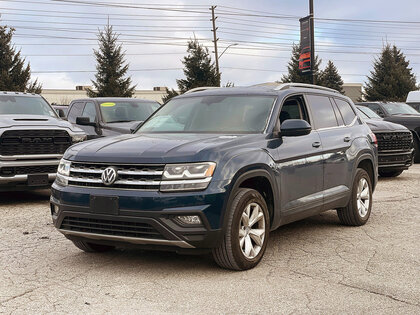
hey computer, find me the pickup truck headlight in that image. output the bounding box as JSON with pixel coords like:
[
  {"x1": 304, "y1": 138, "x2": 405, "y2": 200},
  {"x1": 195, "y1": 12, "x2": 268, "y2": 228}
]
[
  {"x1": 71, "y1": 133, "x2": 87, "y2": 143},
  {"x1": 160, "y1": 162, "x2": 216, "y2": 192}
]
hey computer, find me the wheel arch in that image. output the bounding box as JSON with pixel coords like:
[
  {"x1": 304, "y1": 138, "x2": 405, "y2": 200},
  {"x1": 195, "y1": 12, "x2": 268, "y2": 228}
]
[{"x1": 355, "y1": 154, "x2": 376, "y2": 191}]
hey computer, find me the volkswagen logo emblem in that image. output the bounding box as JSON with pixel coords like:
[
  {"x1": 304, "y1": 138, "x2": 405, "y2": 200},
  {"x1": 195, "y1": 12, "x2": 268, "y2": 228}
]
[{"x1": 101, "y1": 167, "x2": 118, "y2": 186}]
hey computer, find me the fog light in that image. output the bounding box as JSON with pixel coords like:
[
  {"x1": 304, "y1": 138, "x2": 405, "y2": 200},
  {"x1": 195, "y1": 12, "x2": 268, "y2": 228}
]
[
  {"x1": 51, "y1": 204, "x2": 59, "y2": 215},
  {"x1": 176, "y1": 215, "x2": 202, "y2": 225}
]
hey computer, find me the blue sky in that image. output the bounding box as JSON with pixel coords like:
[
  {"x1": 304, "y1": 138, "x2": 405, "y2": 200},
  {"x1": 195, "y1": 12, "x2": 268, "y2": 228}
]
[{"x1": 2, "y1": 0, "x2": 420, "y2": 89}]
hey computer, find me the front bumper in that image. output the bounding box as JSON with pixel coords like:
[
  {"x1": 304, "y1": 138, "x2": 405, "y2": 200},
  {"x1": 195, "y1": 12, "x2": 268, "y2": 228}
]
[
  {"x1": 50, "y1": 181, "x2": 229, "y2": 250},
  {"x1": 378, "y1": 149, "x2": 414, "y2": 170},
  {"x1": 0, "y1": 159, "x2": 59, "y2": 191}
]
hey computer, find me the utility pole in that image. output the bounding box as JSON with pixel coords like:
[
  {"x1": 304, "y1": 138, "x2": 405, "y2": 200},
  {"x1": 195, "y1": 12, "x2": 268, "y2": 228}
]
[
  {"x1": 210, "y1": 5, "x2": 220, "y2": 86},
  {"x1": 309, "y1": 0, "x2": 315, "y2": 84}
]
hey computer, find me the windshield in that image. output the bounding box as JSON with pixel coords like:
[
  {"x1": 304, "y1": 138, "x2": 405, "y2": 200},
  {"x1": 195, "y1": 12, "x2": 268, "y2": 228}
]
[
  {"x1": 138, "y1": 95, "x2": 276, "y2": 133},
  {"x1": 0, "y1": 95, "x2": 57, "y2": 117},
  {"x1": 382, "y1": 103, "x2": 420, "y2": 115},
  {"x1": 357, "y1": 106, "x2": 381, "y2": 119},
  {"x1": 100, "y1": 101, "x2": 160, "y2": 123}
]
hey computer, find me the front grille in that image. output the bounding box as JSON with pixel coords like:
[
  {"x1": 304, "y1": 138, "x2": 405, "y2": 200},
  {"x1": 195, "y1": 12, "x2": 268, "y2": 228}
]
[
  {"x1": 0, "y1": 165, "x2": 58, "y2": 177},
  {"x1": 60, "y1": 216, "x2": 164, "y2": 239},
  {"x1": 375, "y1": 131, "x2": 412, "y2": 152},
  {"x1": 0, "y1": 130, "x2": 72, "y2": 156},
  {"x1": 67, "y1": 162, "x2": 164, "y2": 190}
]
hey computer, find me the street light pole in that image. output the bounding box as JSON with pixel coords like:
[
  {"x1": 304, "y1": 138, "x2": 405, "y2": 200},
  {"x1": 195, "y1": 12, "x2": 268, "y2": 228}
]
[{"x1": 218, "y1": 43, "x2": 238, "y2": 60}]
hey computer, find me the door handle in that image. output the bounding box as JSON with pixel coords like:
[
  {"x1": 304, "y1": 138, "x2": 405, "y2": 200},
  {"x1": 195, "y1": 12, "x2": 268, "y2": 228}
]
[
  {"x1": 344, "y1": 137, "x2": 351, "y2": 142},
  {"x1": 312, "y1": 141, "x2": 321, "y2": 148}
]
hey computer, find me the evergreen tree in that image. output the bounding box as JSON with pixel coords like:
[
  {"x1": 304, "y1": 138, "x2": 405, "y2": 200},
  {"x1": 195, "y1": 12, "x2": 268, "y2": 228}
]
[
  {"x1": 176, "y1": 38, "x2": 220, "y2": 93},
  {"x1": 319, "y1": 60, "x2": 344, "y2": 93},
  {"x1": 88, "y1": 24, "x2": 135, "y2": 97},
  {"x1": 161, "y1": 88, "x2": 179, "y2": 104},
  {"x1": 363, "y1": 44, "x2": 417, "y2": 101},
  {"x1": 0, "y1": 25, "x2": 42, "y2": 93},
  {"x1": 281, "y1": 43, "x2": 321, "y2": 84}
]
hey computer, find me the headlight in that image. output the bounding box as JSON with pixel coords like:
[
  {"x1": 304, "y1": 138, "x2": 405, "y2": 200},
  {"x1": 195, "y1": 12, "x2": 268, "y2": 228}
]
[
  {"x1": 71, "y1": 133, "x2": 87, "y2": 143},
  {"x1": 160, "y1": 162, "x2": 216, "y2": 192},
  {"x1": 57, "y1": 159, "x2": 71, "y2": 176}
]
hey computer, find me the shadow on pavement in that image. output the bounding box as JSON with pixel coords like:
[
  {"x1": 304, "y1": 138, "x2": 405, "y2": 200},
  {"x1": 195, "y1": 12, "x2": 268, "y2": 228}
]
[{"x1": 0, "y1": 189, "x2": 50, "y2": 205}]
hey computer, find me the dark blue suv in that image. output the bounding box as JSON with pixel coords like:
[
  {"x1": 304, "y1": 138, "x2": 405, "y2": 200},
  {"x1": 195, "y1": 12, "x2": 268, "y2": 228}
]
[{"x1": 51, "y1": 84, "x2": 378, "y2": 270}]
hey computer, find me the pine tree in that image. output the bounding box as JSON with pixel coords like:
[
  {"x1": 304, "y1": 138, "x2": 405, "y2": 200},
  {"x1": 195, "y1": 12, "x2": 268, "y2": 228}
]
[
  {"x1": 281, "y1": 43, "x2": 321, "y2": 84},
  {"x1": 363, "y1": 44, "x2": 417, "y2": 101},
  {"x1": 0, "y1": 25, "x2": 42, "y2": 93},
  {"x1": 87, "y1": 24, "x2": 135, "y2": 97},
  {"x1": 176, "y1": 38, "x2": 220, "y2": 93},
  {"x1": 319, "y1": 60, "x2": 344, "y2": 93},
  {"x1": 161, "y1": 89, "x2": 179, "y2": 104}
]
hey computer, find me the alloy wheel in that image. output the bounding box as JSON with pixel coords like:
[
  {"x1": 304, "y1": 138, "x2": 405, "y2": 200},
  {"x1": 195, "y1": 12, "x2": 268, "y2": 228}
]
[
  {"x1": 239, "y1": 202, "x2": 266, "y2": 259},
  {"x1": 357, "y1": 177, "x2": 370, "y2": 218}
]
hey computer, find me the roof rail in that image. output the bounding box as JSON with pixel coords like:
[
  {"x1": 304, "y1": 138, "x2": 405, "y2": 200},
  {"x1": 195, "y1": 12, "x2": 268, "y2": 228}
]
[
  {"x1": 274, "y1": 83, "x2": 340, "y2": 94},
  {"x1": 184, "y1": 86, "x2": 219, "y2": 94}
]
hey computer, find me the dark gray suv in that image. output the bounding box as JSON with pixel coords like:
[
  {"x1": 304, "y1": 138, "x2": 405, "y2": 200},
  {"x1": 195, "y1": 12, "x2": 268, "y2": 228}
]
[{"x1": 52, "y1": 83, "x2": 378, "y2": 270}]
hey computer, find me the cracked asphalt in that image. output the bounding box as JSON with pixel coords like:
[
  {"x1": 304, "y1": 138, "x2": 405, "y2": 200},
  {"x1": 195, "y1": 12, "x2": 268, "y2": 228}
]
[{"x1": 1, "y1": 166, "x2": 419, "y2": 314}]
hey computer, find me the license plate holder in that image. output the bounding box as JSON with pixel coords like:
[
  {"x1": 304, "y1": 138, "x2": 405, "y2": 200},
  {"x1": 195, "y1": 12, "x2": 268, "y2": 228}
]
[
  {"x1": 27, "y1": 174, "x2": 49, "y2": 186},
  {"x1": 90, "y1": 195, "x2": 119, "y2": 215}
]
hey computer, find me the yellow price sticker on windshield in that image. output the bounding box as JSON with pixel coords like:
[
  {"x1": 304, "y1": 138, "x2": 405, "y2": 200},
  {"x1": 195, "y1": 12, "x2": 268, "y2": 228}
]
[{"x1": 100, "y1": 102, "x2": 116, "y2": 107}]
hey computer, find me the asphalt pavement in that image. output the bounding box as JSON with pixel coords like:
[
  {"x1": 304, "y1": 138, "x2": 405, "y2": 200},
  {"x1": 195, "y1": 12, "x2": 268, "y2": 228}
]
[{"x1": 0, "y1": 166, "x2": 419, "y2": 314}]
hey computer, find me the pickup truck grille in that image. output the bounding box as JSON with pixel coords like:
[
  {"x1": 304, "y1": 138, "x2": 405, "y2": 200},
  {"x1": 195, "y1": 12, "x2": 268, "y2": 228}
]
[
  {"x1": 0, "y1": 165, "x2": 58, "y2": 176},
  {"x1": 60, "y1": 216, "x2": 164, "y2": 239},
  {"x1": 375, "y1": 131, "x2": 412, "y2": 152},
  {"x1": 68, "y1": 162, "x2": 164, "y2": 190},
  {"x1": 0, "y1": 130, "x2": 72, "y2": 156}
]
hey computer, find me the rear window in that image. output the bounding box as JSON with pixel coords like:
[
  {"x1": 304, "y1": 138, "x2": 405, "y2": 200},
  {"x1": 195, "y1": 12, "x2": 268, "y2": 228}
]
[
  {"x1": 306, "y1": 95, "x2": 338, "y2": 129},
  {"x1": 334, "y1": 98, "x2": 357, "y2": 125}
]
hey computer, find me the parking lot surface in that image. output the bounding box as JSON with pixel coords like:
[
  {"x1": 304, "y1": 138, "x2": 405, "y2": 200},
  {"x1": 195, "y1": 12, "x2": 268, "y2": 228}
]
[{"x1": 0, "y1": 166, "x2": 419, "y2": 314}]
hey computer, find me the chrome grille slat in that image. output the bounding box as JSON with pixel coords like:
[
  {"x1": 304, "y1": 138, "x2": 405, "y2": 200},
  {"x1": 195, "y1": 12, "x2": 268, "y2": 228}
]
[{"x1": 67, "y1": 162, "x2": 164, "y2": 190}]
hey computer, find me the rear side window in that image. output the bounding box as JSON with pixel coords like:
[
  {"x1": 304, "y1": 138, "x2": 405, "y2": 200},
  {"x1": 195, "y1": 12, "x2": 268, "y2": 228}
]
[
  {"x1": 68, "y1": 102, "x2": 85, "y2": 123},
  {"x1": 306, "y1": 95, "x2": 338, "y2": 129},
  {"x1": 82, "y1": 102, "x2": 97, "y2": 123},
  {"x1": 334, "y1": 98, "x2": 356, "y2": 125}
]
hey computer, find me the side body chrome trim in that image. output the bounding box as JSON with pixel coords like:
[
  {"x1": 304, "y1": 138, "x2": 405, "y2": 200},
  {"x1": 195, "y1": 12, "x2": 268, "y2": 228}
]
[{"x1": 58, "y1": 229, "x2": 195, "y2": 249}]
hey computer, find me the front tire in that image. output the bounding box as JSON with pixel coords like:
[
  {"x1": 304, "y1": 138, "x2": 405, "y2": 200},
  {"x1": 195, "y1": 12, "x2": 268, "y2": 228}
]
[
  {"x1": 212, "y1": 188, "x2": 270, "y2": 270},
  {"x1": 378, "y1": 169, "x2": 403, "y2": 177},
  {"x1": 337, "y1": 168, "x2": 372, "y2": 226},
  {"x1": 72, "y1": 240, "x2": 115, "y2": 252}
]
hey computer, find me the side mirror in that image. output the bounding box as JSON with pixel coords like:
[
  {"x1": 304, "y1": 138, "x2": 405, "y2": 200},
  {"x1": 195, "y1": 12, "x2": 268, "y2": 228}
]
[
  {"x1": 280, "y1": 119, "x2": 312, "y2": 137},
  {"x1": 76, "y1": 116, "x2": 97, "y2": 126},
  {"x1": 130, "y1": 121, "x2": 143, "y2": 133},
  {"x1": 377, "y1": 111, "x2": 385, "y2": 118},
  {"x1": 57, "y1": 109, "x2": 66, "y2": 118}
]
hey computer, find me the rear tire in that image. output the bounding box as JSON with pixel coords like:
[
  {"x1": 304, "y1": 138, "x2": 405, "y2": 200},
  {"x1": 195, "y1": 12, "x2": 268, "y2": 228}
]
[
  {"x1": 378, "y1": 170, "x2": 403, "y2": 177},
  {"x1": 337, "y1": 168, "x2": 372, "y2": 226},
  {"x1": 212, "y1": 188, "x2": 270, "y2": 271},
  {"x1": 72, "y1": 240, "x2": 115, "y2": 252}
]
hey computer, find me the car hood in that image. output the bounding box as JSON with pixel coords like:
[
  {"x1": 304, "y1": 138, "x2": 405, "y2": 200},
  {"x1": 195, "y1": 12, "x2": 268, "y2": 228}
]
[
  {"x1": 384, "y1": 115, "x2": 420, "y2": 131},
  {"x1": 364, "y1": 118, "x2": 408, "y2": 132},
  {"x1": 64, "y1": 133, "x2": 255, "y2": 164},
  {"x1": 0, "y1": 114, "x2": 84, "y2": 133},
  {"x1": 103, "y1": 121, "x2": 142, "y2": 134}
]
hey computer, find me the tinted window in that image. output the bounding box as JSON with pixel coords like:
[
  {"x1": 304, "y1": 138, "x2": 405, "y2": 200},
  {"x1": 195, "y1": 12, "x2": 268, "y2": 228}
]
[
  {"x1": 357, "y1": 106, "x2": 381, "y2": 119},
  {"x1": 139, "y1": 95, "x2": 276, "y2": 133},
  {"x1": 334, "y1": 98, "x2": 356, "y2": 125},
  {"x1": 82, "y1": 102, "x2": 97, "y2": 122},
  {"x1": 0, "y1": 95, "x2": 57, "y2": 117},
  {"x1": 68, "y1": 102, "x2": 85, "y2": 123},
  {"x1": 280, "y1": 97, "x2": 309, "y2": 124},
  {"x1": 365, "y1": 104, "x2": 385, "y2": 117},
  {"x1": 100, "y1": 101, "x2": 160, "y2": 123},
  {"x1": 306, "y1": 95, "x2": 338, "y2": 129}
]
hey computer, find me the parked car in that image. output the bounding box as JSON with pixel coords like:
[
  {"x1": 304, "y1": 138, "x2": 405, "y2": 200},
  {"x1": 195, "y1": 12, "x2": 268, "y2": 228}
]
[
  {"x1": 356, "y1": 106, "x2": 413, "y2": 177},
  {"x1": 51, "y1": 83, "x2": 378, "y2": 270},
  {"x1": 406, "y1": 91, "x2": 420, "y2": 112},
  {"x1": 357, "y1": 102, "x2": 420, "y2": 162},
  {"x1": 0, "y1": 92, "x2": 86, "y2": 191},
  {"x1": 67, "y1": 98, "x2": 161, "y2": 139},
  {"x1": 51, "y1": 104, "x2": 69, "y2": 118}
]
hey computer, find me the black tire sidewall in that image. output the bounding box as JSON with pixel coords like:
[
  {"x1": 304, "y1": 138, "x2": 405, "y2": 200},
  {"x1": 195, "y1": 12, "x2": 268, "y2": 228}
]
[{"x1": 228, "y1": 189, "x2": 270, "y2": 270}]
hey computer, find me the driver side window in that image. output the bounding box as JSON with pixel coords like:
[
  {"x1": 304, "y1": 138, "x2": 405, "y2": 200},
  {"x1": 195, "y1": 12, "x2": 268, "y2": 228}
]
[{"x1": 279, "y1": 96, "x2": 309, "y2": 124}]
